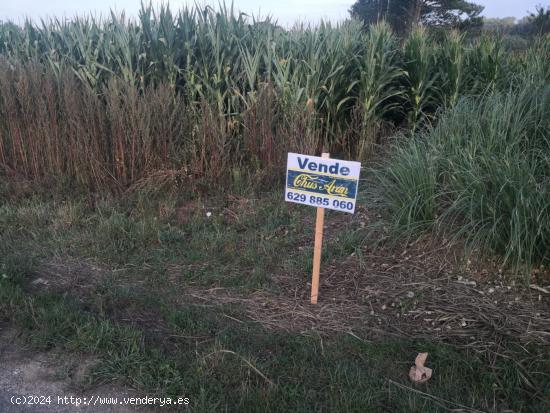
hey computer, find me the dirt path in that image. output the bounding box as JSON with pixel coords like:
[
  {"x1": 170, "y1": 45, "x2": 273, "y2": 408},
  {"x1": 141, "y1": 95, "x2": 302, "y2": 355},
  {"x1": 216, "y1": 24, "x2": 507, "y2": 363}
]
[{"x1": 0, "y1": 327, "x2": 150, "y2": 413}]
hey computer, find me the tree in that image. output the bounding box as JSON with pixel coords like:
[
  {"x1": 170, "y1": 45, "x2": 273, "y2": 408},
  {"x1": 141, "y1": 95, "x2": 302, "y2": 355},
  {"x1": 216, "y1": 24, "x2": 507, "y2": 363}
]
[
  {"x1": 530, "y1": 6, "x2": 550, "y2": 35},
  {"x1": 482, "y1": 17, "x2": 516, "y2": 34},
  {"x1": 350, "y1": 0, "x2": 408, "y2": 34},
  {"x1": 507, "y1": 7, "x2": 550, "y2": 37},
  {"x1": 350, "y1": 0, "x2": 484, "y2": 34}
]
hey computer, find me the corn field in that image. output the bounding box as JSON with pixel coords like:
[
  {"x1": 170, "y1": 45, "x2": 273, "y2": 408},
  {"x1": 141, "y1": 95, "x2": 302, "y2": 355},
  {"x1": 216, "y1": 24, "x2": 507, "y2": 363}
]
[{"x1": 1, "y1": 3, "x2": 549, "y2": 191}]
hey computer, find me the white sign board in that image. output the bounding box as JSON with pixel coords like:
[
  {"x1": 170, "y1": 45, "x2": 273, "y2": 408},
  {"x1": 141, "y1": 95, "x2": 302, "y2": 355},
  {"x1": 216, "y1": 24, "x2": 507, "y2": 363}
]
[{"x1": 285, "y1": 153, "x2": 361, "y2": 214}]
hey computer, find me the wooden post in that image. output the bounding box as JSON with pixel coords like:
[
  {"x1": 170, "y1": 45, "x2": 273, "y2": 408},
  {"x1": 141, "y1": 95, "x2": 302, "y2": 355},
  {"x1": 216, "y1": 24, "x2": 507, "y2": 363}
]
[{"x1": 310, "y1": 152, "x2": 329, "y2": 304}]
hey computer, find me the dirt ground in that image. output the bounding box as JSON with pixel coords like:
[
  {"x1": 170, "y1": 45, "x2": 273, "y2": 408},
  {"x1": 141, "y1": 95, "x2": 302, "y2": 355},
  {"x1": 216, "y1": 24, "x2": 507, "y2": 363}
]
[{"x1": 0, "y1": 327, "x2": 152, "y2": 413}]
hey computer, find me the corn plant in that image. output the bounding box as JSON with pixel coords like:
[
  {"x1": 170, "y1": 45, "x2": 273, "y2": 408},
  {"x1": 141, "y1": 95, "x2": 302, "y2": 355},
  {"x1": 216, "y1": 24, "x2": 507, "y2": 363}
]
[
  {"x1": 356, "y1": 22, "x2": 403, "y2": 159},
  {"x1": 0, "y1": 1, "x2": 549, "y2": 194},
  {"x1": 437, "y1": 30, "x2": 465, "y2": 108},
  {"x1": 402, "y1": 26, "x2": 438, "y2": 133},
  {"x1": 465, "y1": 34, "x2": 503, "y2": 94}
]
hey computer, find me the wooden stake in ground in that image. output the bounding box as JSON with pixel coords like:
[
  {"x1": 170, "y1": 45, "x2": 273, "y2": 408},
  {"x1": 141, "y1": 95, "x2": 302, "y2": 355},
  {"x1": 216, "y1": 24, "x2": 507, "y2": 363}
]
[
  {"x1": 285, "y1": 151, "x2": 360, "y2": 303},
  {"x1": 311, "y1": 152, "x2": 329, "y2": 304}
]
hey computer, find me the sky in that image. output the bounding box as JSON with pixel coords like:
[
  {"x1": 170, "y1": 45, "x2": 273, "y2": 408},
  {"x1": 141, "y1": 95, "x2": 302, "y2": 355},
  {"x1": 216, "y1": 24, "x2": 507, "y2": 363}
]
[{"x1": 2, "y1": 1, "x2": 549, "y2": 26}]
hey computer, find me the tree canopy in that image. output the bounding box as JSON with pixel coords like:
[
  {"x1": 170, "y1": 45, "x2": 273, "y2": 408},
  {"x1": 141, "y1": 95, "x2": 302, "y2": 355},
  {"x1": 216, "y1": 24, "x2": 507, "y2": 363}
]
[
  {"x1": 350, "y1": 0, "x2": 484, "y2": 34},
  {"x1": 481, "y1": 6, "x2": 550, "y2": 37},
  {"x1": 531, "y1": 6, "x2": 550, "y2": 35}
]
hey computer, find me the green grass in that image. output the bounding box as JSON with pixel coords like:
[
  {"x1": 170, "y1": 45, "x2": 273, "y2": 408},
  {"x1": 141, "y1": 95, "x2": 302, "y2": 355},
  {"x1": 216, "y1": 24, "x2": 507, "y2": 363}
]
[
  {"x1": 0, "y1": 273, "x2": 547, "y2": 412},
  {"x1": 1, "y1": 190, "x2": 549, "y2": 412},
  {"x1": 1, "y1": 274, "x2": 548, "y2": 412},
  {"x1": 377, "y1": 78, "x2": 550, "y2": 273},
  {"x1": 0, "y1": 192, "x2": 308, "y2": 289}
]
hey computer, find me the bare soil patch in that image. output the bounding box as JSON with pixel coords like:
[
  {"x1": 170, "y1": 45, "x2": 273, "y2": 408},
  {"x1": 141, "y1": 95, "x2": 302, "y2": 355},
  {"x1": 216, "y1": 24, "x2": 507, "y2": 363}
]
[{"x1": 0, "y1": 327, "x2": 151, "y2": 412}]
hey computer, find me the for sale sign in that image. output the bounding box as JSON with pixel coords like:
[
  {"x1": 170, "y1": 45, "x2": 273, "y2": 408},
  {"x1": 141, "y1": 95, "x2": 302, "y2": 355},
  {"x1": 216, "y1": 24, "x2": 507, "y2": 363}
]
[{"x1": 285, "y1": 153, "x2": 361, "y2": 214}]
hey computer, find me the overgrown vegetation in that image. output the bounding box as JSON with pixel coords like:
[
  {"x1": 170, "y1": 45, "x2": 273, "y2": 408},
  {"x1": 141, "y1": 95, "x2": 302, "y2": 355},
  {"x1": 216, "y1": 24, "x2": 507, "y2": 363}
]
[
  {"x1": 1, "y1": 2, "x2": 549, "y2": 410},
  {"x1": 1, "y1": 3, "x2": 548, "y2": 191},
  {"x1": 377, "y1": 62, "x2": 550, "y2": 271}
]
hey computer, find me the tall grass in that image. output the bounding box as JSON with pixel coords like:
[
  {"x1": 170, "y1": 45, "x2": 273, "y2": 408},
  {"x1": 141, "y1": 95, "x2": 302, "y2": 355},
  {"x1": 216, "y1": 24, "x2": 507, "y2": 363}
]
[
  {"x1": 377, "y1": 73, "x2": 550, "y2": 271},
  {"x1": 0, "y1": 60, "x2": 188, "y2": 189},
  {"x1": 0, "y1": 3, "x2": 548, "y2": 190}
]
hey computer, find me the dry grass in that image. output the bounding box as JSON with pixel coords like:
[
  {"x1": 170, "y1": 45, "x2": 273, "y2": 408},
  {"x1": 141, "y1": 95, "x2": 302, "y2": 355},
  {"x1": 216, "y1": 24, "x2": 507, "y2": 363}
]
[{"x1": 32, "y1": 229, "x2": 550, "y2": 351}]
